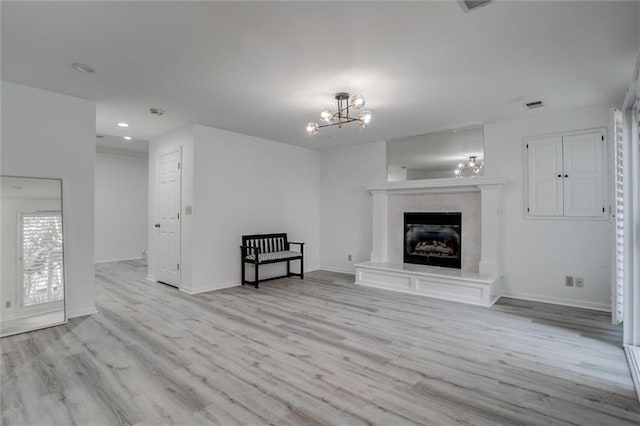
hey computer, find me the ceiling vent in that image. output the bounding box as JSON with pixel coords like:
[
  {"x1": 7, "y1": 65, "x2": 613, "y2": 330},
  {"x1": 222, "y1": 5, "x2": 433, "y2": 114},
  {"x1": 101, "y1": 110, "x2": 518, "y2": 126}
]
[
  {"x1": 524, "y1": 100, "x2": 545, "y2": 110},
  {"x1": 458, "y1": 0, "x2": 492, "y2": 13}
]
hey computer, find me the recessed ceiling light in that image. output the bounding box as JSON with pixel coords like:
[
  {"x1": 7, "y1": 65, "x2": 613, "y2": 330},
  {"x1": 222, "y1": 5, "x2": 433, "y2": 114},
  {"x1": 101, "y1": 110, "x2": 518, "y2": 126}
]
[
  {"x1": 72, "y1": 63, "x2": 96, "y2": 73},
  {"x1": 123, "y1": 136, "x2": 132, "y2": 141},
  {"x1": 117, "y1": 122, "x2": 129, "y2": 128},
  {"x1": 150, "y1": 108, "x2": 165, "y2": 116}
]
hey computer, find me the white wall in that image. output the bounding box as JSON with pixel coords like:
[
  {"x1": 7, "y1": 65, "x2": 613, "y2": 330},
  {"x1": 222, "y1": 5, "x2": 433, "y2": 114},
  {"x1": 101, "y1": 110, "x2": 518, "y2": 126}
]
[
  {"x1": 1, "y1": 82, "x2": 96, "y2": 318},
  {"x1": 190, "y1": 124, "x2": 320, "y2": 292},
  {"x1": 319, "y1": 141, "x2": 387, "y2": 273},
  {"x1": 95, "y1": 151, "x2": 148, "y2": 262},
  {"x1": 148, "y1": 126, "x2": 194, "y2": 285},
  {"x1": 484, "y1": 105, "x2": 613, "y2": 310}
]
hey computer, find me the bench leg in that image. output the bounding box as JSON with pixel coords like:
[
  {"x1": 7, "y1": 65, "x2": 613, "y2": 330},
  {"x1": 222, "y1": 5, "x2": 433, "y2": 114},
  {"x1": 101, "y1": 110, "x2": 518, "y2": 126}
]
[
  {"x1": 254, "y1": 262, "x2": 259, "y2": 289},
  {"x1": 287, "y1": 260, "x2": 290, "y2": 277},
  {"x1": 241, "y1": 262, "x2": 245, "y2": 285},
  {"x1": 300, "y1": 258, "x2": 304, "y2": 280}
]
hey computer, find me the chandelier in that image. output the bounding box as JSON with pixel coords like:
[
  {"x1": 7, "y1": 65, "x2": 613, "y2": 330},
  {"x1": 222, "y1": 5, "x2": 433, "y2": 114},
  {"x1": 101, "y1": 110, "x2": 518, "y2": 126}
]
[
  {"x1": 454, "y1": 156, "x2": 484, "y2": 177},
  {"x1": 306, "y1": 92, "x2": 372, "y2": 135}
]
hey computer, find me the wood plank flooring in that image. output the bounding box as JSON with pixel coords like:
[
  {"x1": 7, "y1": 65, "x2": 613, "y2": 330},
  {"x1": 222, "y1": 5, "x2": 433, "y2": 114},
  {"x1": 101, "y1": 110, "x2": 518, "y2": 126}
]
[{"x1": 2, "y1": 260, "x2": 639, "y2": 425}]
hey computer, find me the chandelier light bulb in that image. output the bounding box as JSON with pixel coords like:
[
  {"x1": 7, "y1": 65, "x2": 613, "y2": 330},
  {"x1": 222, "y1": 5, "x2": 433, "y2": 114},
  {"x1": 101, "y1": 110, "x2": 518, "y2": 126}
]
[
  {"x1": 454, "y1": 168, "x2": 462, "y2": 176},
  {"x1": 468, "y1": 156, "x2": 477, "y2": 167},
  {"x1": 358, "y1": 110, "x2": 372, "y2": 125},
  {"x1": 320, "y1": 108, "x2": 334, "y2": 123},
  {"x1": 306, "y1": 122, "x2": 319, "y2": 135},
  {"x1": 350, "y1": 94, "x2": 366, "y2": 110},
  {"x1": 458, "y1": 162, "x2": 465, "y2": 168}
]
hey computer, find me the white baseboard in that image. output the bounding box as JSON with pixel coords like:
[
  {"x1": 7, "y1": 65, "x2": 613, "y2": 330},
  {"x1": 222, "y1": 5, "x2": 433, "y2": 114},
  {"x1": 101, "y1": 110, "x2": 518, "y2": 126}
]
[
  {"x1": 96, "y1": 257, "x2": 145, "y2": 264},
  {"x1": 67, "y1": 306, "x2": 98, "y2": 319},
  {"x1": 180, "y1": 282, "x2": 240, "y2": 295},
  {"x1": 499, "y1": 291, "x2": 611, "y2": 312},
  {"x1": 319, "y1": 265, "x2": 356, "y2": 275},
  {"x1": 146, "y1": 275, "x2": 157, "y2": 282},
  {"x1": 624, "y1": 345, "x2": 640, "y2": 403}
]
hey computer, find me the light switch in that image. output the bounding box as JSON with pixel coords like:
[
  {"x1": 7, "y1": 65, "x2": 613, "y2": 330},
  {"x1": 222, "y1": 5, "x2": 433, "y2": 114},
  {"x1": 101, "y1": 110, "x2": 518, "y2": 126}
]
[{"x1": 185, "y1": 206, "x2": 192, "y2": 215}]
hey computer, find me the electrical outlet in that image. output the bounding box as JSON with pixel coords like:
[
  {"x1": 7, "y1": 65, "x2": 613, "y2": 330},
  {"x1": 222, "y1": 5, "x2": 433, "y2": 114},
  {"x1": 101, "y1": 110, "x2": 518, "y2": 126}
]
[
  {"x1": 565, "y1": 276, "x2": 574, "y2": 287},
  {"x1": 575, "y1": 277, "x2": 584, "y2": 288},
  {"x1": 5, "y1": 301, "x2": 10, "y2": 308},
  {"x1": 348, "y1": 254, "x2": 352, "y2": 262}
]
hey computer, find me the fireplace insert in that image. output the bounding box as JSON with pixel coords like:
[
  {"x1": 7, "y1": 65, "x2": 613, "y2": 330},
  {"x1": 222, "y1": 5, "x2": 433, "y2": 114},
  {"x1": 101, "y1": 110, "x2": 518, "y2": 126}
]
[{"x1": 404, "y1": 212, "x2": 461, "y2": 269}]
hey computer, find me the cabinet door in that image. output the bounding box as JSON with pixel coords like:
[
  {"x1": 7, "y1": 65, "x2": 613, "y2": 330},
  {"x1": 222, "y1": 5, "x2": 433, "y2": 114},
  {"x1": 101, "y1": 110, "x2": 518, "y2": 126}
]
[
  {"x1": 527, "y1": 136, "x2": 564, "y2": 216},
  {"x1": 562, "y1": 132, "x2": 605, "y2": 217}
]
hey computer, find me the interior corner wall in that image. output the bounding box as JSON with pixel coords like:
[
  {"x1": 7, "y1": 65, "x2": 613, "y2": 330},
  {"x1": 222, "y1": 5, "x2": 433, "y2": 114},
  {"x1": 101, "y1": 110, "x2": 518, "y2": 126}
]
[
  {"x1": 190, "y1": 124, "x2": 320, "y2": 292},
  {"x1": 0, "y1": 81, "x2": 97, "y2": 318},
  {"x1": 483, "y1": 105, "x2": 613, "y2": 311},
  {"x1": 147, "y1": 125, "x2": 194, "y2": 287},
  {"x1": 319, "y1": 141, "x2": 387, "y2": 273},
  {"x1": 95, "y1": 151, "x2": 148, "y2": 262}
]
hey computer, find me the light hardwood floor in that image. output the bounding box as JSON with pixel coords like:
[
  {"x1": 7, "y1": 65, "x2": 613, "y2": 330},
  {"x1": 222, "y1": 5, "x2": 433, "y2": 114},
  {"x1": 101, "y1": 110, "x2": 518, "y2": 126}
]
[{"x1": 2, "y1": 260, "x2": 639, "y2": 425}]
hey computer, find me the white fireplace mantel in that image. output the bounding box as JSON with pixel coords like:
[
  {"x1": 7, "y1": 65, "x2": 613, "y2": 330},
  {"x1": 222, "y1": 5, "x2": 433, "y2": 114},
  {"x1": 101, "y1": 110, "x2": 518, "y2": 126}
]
[
  {"x1": 366, "y1": 176, "x2": 507, "y2": 194},
  {"x1": 356, "y1": 177, "x2": 507, "y2": 307}
]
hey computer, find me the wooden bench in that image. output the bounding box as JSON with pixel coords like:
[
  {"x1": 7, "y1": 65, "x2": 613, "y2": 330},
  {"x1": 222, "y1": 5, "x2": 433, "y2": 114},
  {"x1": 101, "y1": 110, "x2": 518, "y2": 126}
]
[{"x1": 240, "y1": 233, "x2": 304, "y2": 288}]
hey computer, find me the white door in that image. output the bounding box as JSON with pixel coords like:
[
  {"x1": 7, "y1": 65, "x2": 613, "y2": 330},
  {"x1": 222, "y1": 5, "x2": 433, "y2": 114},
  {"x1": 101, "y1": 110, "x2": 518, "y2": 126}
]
[
  {"x1": 562, "y1": 132, "x2": 605, "y2": 218},
  {"x1": 527, "y1": 136, "x2": 564, "y2": 216},
  {"x1": 157, "y1": 149, "x2": 181, "y2": 286}
]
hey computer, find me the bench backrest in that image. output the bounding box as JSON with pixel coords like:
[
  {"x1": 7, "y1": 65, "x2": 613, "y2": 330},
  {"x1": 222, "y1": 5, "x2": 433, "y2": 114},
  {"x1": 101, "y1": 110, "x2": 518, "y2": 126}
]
[{"x1": 242, "y1": 233, "x2": 288, "y2": 253}]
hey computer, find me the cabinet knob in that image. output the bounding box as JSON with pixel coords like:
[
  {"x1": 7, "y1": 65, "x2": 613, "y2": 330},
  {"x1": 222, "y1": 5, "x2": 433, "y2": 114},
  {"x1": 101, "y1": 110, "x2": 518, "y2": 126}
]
[
  {"x1": 564, "y1": 174, "x2": 568, "y2": 178},
  {"x1": 557, "y1": 174, "x2": 562, "y2": 178}
]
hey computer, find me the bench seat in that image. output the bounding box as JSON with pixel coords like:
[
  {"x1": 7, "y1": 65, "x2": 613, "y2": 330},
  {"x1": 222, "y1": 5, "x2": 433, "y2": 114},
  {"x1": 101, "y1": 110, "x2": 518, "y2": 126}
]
[{"x1": 246, "y1": 250, "x2": 302, "y2": 263}]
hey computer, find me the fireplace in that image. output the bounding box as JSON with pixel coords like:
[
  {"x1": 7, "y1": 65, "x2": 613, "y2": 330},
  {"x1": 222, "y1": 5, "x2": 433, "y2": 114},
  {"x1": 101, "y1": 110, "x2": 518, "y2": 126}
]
[{"x1": 404, "y1": 212, "x2": 462, "y2": 269}]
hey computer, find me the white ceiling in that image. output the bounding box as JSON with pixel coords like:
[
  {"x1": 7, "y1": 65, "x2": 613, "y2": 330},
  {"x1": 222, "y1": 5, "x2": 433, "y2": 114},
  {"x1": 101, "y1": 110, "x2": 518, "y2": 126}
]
[{"x1": 2, "y1": 1, "x2": 639, "y2": 149}]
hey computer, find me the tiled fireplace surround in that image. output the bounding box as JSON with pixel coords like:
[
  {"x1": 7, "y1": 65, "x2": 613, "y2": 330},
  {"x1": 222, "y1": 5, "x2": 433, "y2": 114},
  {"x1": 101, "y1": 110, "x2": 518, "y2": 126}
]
[{"x1": 354, "y1": 177, "x2": 506, "y2": 306}]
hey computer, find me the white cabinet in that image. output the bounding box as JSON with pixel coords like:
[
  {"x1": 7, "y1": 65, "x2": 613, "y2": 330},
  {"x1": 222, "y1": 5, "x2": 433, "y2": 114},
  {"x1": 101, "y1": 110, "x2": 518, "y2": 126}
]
[{"x1": 527, "y1": 130, "x2": 606, "y2": 218}]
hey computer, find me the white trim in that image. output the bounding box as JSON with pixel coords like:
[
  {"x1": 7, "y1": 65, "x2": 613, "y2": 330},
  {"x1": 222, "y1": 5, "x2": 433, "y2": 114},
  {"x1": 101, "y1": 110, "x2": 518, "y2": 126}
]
[
  {"x1": 95, "y1": 257, "x2": 145, "y2": 264},
  {"x1": 624, "y1": 345, "x2": 640, "y2": 403},
  {"x1": 180, "y1": 282, "x2": 240, "y2": 295},
  {"x1": 366, "y1": 176, "x2": 506, "y2": 193},
  {"x1": 500, "y1": 291, "x2": 611, "y2": 312},
  {"x1": 67, "y1": 306, "x2": 98, "y2": 319},
  {"x1": 146, "y1": 275, "x2": 156, "y2": 282},
  {"x1": 319, "y1": 265, "x2": 356, "y2": 275}
]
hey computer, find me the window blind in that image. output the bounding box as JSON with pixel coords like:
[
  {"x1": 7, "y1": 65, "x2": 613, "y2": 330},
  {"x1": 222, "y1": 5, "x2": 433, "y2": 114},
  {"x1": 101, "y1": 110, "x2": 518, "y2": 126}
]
[
  {"x1": 21, "y1": 213, "x2": 64, "y2": 307},
  {"x1": 613, "y1": 110, "x2": 625, "y2": 324}
]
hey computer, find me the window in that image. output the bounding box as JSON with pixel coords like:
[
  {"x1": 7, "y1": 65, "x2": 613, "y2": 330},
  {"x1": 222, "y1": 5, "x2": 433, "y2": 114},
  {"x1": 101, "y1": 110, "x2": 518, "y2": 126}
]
[{"x1": 20, "y1": 212, "x2": 64, "y2": 307}]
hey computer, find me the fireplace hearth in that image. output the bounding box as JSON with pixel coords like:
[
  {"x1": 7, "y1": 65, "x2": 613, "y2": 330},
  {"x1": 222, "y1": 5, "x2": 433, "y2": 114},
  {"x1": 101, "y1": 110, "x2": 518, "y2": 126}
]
[{"x1": 404, "y1": 212, "x2": 462, "y2": 269}]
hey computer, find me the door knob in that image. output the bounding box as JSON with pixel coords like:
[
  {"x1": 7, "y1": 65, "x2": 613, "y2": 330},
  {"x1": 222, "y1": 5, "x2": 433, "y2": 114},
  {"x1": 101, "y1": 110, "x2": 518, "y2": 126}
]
[{"x1": 155, "y1": 223, "x2": 161, "y2": 228}]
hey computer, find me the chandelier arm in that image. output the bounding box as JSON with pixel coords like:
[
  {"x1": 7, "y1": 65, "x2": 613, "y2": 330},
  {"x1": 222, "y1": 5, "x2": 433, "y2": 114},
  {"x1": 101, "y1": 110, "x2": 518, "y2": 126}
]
[{"x1": 318, "y1": 118, "x2": 359, "y2": 129}]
